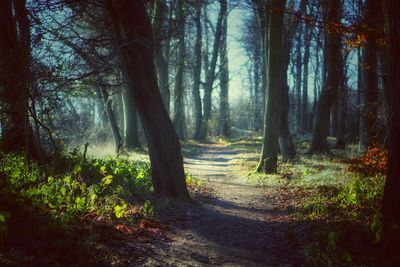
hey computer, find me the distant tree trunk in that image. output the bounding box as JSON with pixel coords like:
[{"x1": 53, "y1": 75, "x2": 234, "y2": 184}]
[
  {"x1": 173, "y1": 0, "x2": 186, "y2": 139},
  {"x1": 294, "y1": 27, "x2": 303, "y2": 134},
  {"x1": 252, "y1": 32, "x2": 262, "y2": 132},
  {"x1": 309, "y1": 0, "x2": 342, "y2": 154},
  {"x1": 153, "y1": 0, "x2": 170, "y2": 113},
  {"x1": 97, "y1": 81, "x2": 123, "y2": 153},
  {"x1": 106, "y1": 0, "x2": 190, "y2": 200},
  {"x1": 123, "y1": 83, "x2": 140, "y2": 150},
  {"x1": 116, "y1": 91, "x2": 125, "y2": 140},
  {"x1": 257, "y1": 0, "x2": 285, "y2": 173},
  {"x1": 219, "y1": 11, "x2": 230, "y2": 137},
  {"x1": 192, "y1": 3, "x2": 203, "y2": 140},
  {"x1": 302, "y1": 23, "x2": 312, "y2": 132},
  {"x1": 198, "y1": 0, "x2": 226, "y2": 139},
  {"x1": 95, "y1": 88, "x2": 108, "y2": 127},
  {"x1": 254, "y1": 0, "x2": 269, "y2": 128},
  {"x1": 357, "y1": 48, "x2": 366, "y2": 151},
  {"x1": 381, "y1": 0, "x2": 400, "y2": 246},
  {"x1": 335, "y1": 70, "x2": 348, "y2": 149},
  {"x1": 0, "y1": 0, "x2": 34, "y2": 155},
  {"x1": 359, "y1": 0, "x2": 381, "y2": 151}
]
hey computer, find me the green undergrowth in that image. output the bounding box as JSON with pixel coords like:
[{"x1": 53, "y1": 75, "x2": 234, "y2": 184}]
[
  {"x1": 0, "y1": 149, "x2": 203, "y2": 265},
  {"x1": 0, "y1": 152, "x2": 153, "y2": 223}
]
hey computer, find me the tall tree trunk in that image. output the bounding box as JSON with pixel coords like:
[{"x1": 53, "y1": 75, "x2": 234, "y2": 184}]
[
  {"x1": 192, "y1": 3, "x2": 202, "y2": 140},
  {"x1": 382, "y1": 0, "x2": 400, "y2": 246},
  {"x1": 294, "y1": 27, "x2": 303, "y2": 134},
  {"x1": 253, "y1": 30, "x2": 262, "y2": 132},
  {"x1": 173, "y1": 0, "x2": 186, "y2": 139},
  {"x1": 335, "y1": 67, "x2": 348, "y2": 149},
  {"x1": 97, "y1": 81, "x2": 123, "y2": 153},
  {"x1": 257, "y1": 0, "x2": 285, "y2": 173},
  {"x1": 302, "y1": 23, "x2": 312, "y2": 133},
  {"x1": 198, "y1": 0, "x2": 227, "y2": 139},
  {"x1": 116, "y1": 91, "x2": 125, "y2": 141},
  {"x1": 153, "y1": 0, "x2": 170, "y2": 113},
  {"x1": 0, "y1": 0, "x2": 33, "y2": 155},
  {"x1": 309, "y1": 0, "x2": 343, "y2": 154},
  {"x1": 106, "y1": 0, "x2": 190, "y2": 200},
  {"x1": 359, "y1": 0, "x2": 381, "y2": 151},
  {"x1": 123, "y1": 84, "x2": 140, "y2": 150},
  {"x1": 219, "y1": 11, "x2": 230, "y2": 137},
  {"x1": 357, "y1": 48, "x2": 365, "y2": 151},
  {"x1": 254, "y1": 0, "x2": 269, "y2": 123}
]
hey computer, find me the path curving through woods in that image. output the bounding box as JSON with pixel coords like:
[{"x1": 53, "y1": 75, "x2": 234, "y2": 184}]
[{"x1": 140, "y1": 143, "x2": 302, "y2": 266}]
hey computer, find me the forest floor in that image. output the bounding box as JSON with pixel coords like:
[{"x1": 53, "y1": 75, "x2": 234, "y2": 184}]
[
  {"x1": 2, "y1": 138, "x2": 396, "y2": 266},
  {"x1": 139, "y1": 143, "x2": 304, "y2": 266}
]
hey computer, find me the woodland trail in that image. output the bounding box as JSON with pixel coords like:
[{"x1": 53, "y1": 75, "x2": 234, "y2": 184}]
[{"x1": 140, "y1": 144, "x2": 302, "y2": 266}]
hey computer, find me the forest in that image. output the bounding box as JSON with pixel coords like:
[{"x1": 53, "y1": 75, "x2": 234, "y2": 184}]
[{"x1": 0, "y1": 0, "x2": 399, "y2": 266}]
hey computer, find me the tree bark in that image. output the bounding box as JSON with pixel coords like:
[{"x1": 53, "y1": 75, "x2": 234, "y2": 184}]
[
  {"x1": 302, "y1": 22, "x2": 312, "y2": 132},
  {"x1": 198, "y1": 0, "x2": 227, "y2": 139},
  {"x1": 153, "y1": 0, "x2": 170, "y2": 113},
  {"x1": 123, "y1": 83, "x2": 140, "y2": 150},
  {"x1": 0, "y1": 0, "x2": 33, "y2": 155},
  {"x1": 359, "y1": 0, "x2": 381, "y2": 151},
  {"x1": 219, "y1": 10, "x2": 230, "y2": 137},
  {"x1": 381, "y1": 0, "x2": 400, "y2": 246},
  {"x1": 173, "y1": 0, "x2": 186, "y2": 139},
  {"x1": 257, "y1": 0, "x2": 285, "y2": 173},
  {"x1": 309, "y1": 0, "x2": 343, "y2": 154},
  {"x1": 106, "y1": 0, "x2": 190, "y2": 200},
  {"x1": 192, "y1": 3, "x2": 203, "y2": 140}
]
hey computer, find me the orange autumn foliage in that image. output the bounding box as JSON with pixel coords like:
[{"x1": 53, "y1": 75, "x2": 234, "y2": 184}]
[{"x1": 345, "y1": 146, "x2": 388, "y2": 176}]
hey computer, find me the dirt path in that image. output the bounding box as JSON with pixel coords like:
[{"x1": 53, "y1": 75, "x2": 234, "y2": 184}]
[{"x1": 140, "y1": 144, "x2": 301, "y2": 266}]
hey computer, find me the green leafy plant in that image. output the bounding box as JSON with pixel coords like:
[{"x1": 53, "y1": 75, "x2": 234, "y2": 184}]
[
  {"x1": 0, "y1": 153, "x2": 152, "y2": 222},
  {"x1": 140, "y1": 200, "x2": 154, "y2": 217}
]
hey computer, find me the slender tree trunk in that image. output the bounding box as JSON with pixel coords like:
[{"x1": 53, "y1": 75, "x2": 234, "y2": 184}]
[
  {"x1": 153, "y1": 0, "x2": 170, "y2": 113},
  {"x1": 302, "y1": 24, "x2": 312, "y2": 133},
  {"x1": 257, "y1": 0, "x2": 285, "y2": 173},
  {"x1": 359, "y1": 0, "x2": 381, "y2": 151},
  {"x1": 106, "y1": 0, "x2": 190, "y2": 200},
  {"x1": 219, "y1": 11, "x2": 230, "y2": 137},
  {"x1": 309, "y1": 0, "x2": 342, "y2": 154},
  {"x1": 253, "y1": 35, "x2": 262, "y2": 132},
  {"x1": 198, "y1": 0, "x2": 227, "y2": 139},
  {"x1": 294, "y1": 27, "x2": 303, "y2": 134},
  {"x1": 192, "y1": 4, "x2": 203, "y2": 140},
  {"x1": 173, "y1": 0, "x2": 186, "y2": 139},
  {"x1": 123, "y1": 83, "x2": 140, "y2": 150},
  {"x1": 116, "y1": 91, "x2": 125, "y2": 141},
  {"x1": 97, "y1": 81, "x2": 123, "y2": 153}
]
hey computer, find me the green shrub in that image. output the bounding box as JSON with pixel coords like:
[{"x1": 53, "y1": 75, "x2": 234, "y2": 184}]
[{"x1": 0, "y1": 153, "x2": 152, "y2": 222}]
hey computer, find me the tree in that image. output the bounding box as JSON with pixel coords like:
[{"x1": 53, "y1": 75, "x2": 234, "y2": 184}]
[
  {"x1": 309, "y1": 0, "x2": 343, "y2": 154},
  {"x1": 198, "y1": 0, "x2": 227, "y2": 139},
  {"x1": 358, "y1": 0, "x2": 382, "y2": 152},
  {"x1": 302, "y1": 11, "x2": 312, "y2": 132},
  {"x1": 257, "y1": 0, "x2": 285, "y2": 173},
  {"x1": 173, "y1": 0, "x2": 186, "y2": 139},
  {"x1": 105, "y1": 0, "x2": 190, "y2": 200},
  {"x1": 381, "y1": 0, "x2": 400, "y2": 246},
  {"x1": 0, "y1": 0, "x2": 36, "y2": 156},
  {"x1": 192, "y1": 2, "x2": 203, "y2": 139},
  {"x1": 219, "y1": 5, "x2": 230, "y2": 137},
  {"x1": 153, "y1": 0, "x2": 171, "y2": 113}
]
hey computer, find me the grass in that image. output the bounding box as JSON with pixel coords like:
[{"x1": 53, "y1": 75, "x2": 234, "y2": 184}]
[{"x1": 225, "y1": 136, "x2": 394, "y2": 266}]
